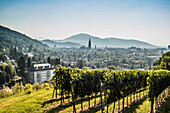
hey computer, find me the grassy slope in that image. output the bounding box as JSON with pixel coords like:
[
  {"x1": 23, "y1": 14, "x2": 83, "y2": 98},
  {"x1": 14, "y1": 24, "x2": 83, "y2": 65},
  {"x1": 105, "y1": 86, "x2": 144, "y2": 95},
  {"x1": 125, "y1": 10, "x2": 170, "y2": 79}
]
[
  {"x1": 159, "y1": 97, "x2": 170, "y2": 113},
  {"x1": 0, "y1": 88, "x2": 152, "y2": 113},
  {"x1": 0, "y1": 89, "x2": 53, "y2": 113},
  {"x1": 125, "y1": 97, "x2": 151, "y2": 113}
]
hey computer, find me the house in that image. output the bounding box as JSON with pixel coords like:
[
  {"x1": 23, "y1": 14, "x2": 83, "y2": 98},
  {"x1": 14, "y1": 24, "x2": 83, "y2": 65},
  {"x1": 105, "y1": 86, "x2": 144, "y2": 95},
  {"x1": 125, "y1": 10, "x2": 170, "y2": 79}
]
[{"x1": 25, "y1": 63, "x2": 54, "y2": 84}]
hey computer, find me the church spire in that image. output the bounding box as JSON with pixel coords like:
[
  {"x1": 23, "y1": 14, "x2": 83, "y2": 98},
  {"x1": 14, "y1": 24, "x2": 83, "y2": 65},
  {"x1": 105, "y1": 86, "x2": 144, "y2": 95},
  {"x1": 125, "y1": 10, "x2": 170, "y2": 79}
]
[{"x1": 88, "y1": 38, "x2": 91, "y2": 49}]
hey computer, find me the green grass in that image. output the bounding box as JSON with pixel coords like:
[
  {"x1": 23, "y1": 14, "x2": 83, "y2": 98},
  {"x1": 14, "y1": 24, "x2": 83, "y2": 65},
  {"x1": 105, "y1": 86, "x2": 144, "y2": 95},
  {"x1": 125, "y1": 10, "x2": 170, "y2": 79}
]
[
  {"x1": 125, "y1": 97, "x2": 151, "y2": 113},
  {"x1": 45, "y1": 92, "x2": 102, "y2": 113},
  {"x1": 0, "y1": 88, "x2": 54, "y2": 113},
  {"x1": 96, "y1": 89, "x2": 149, "y2": 113},
  {"x1": 0, "y1": 88, "x2": 150, "y2": 113}
]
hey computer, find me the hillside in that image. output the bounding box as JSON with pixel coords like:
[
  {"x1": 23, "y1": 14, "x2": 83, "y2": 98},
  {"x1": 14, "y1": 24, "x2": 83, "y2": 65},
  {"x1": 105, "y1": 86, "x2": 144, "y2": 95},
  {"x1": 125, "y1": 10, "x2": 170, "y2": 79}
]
[
  {"x1": 0, "y1": 25, "x2": 49, "y2": 51},
  {"x1": 41, "y1": 39, "x2": 82, "y2": 48},
  {"x1": 53, "y1": 33, "x2": 158, "y2": 48}
]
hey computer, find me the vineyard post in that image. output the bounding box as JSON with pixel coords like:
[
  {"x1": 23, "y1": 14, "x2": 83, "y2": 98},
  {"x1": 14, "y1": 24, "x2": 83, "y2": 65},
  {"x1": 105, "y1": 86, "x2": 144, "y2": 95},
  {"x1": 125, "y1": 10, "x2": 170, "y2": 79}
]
[
  {"x1": 113, "y1": 102, "x2": 115, "y2": 113},
  {"x1": 68, "y1": 91, "x2": 70, "y2": 103},
  {"x1": 130, "y1": 94, "x2": 131, "y2": 104},
  {"x1": 164, "y1": 91, "x2": 165, "y2": 99},
  {"x1": 95, "y1": 92, "x2": 96, "y2": 106},
  {"x1": 62, "y1": 75, "x2": 64, "y2": 103},
  {"x1": 60, "y1": 81, "x2": 63, "y2": 105},
  {"x1": 118, "y1": 99, "x2": 120, "y2": 112},
  {"x1": 89, "y1": 96, "x2": 90, "y2": 108},
  {"x1": 55, "y1": 80, "x2": 57, "y2": 98},
  {"x1": 138, "y1": 91, "x2": 139, "y2": 100},
  {"x1": 69, "y1": 79, "x2": 76, "y2": 113},
  {"x1": 63, "y1": 89, "x2": 64, "y2": 103},
  {"x1": 137, "y1": 91, "x2": 139, "y2": 100},
  {"x1": 127, "y1": 96, "x2": 128, "y2": 107},
  {"x1": 81, "y1": 97, "x2": 83, "y2": 111},
  {"x1": 151, "y1": 80, "x2": 154, "y2": 113},
  {"x1": 60, "y1": 87, "x2": 62, "y2": 105},
  {"x1": 94, "y1": 78, "x2": 97, "y2": 106},
  {"x1": 136, "y1": 91, "x2": 137, "y2": 101},
  {"x1": 100, "y1": 80, "x2": 103, "y2": 108},
  {"x1": 161, "y1": 93, "x2": 162, "y2": 103},
  {"x1": 123, "y1": 96, "x2": 125, "y2": 111},
  {"x1": 139, "y1": 90, "x2": 140, "y2": 99}
]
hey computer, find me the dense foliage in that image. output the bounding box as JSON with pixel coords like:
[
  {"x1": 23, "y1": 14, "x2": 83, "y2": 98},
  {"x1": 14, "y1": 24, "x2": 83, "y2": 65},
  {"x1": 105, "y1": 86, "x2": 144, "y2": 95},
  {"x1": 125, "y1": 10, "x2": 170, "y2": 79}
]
[
  {"x1": 0, "y1": 63, "x2": 17, "y2": 87},
  {"x1": 147, "y1": 70, "x2": 170, "y2": 99},
  {"x1": 153, "y1": 51, "x2": 170, "y2": 70},
  {"x1": 52, "y1": 66, "x2": 148, "y2": 102},
  {"x1": 104, "y1": 70, "x2": 148, "y2": 103},
  {"x1": 52, "y1": 66, "x2": 170, "y2": 105}
]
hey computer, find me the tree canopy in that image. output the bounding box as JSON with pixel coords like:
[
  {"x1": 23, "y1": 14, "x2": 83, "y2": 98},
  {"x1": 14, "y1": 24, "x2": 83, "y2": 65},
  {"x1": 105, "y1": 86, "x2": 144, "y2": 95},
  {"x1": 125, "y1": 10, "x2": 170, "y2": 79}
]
[{"x1": 153, "y1": 51, "x2": 170, "y2": 70}]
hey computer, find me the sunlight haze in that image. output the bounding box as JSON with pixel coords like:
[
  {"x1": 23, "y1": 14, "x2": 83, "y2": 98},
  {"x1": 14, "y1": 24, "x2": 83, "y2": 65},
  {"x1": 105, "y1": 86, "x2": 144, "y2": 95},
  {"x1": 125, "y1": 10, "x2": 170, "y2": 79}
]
[{"x1": 0, "y1": 0, "x2": 170, "y2": 46}]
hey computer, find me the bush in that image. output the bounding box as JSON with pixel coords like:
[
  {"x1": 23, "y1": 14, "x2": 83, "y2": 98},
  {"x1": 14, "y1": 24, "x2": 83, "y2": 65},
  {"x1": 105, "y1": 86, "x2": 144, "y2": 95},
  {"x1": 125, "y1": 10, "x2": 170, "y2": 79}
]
[
  {"x1": 24, "y1": 83, "x2": 32, "y2": 90},
  {"x1": 45, "y1": 87, "x2": 50, "y2": 90},
  {"x1": 33, "y1": 82, "x2": 42, "y2": 90},
  {"x1": 43, "y1": 83, "x2": 49, "y2": 89},
  {"x1": 12, "y1": 83, "x2": 20, "y2": 94},
  {"x1": 0, "y1": 85, "x2": 12, "y2": 98},
  {"x1": 25, "y1": 89, "x2": 32, "y2": 94}
]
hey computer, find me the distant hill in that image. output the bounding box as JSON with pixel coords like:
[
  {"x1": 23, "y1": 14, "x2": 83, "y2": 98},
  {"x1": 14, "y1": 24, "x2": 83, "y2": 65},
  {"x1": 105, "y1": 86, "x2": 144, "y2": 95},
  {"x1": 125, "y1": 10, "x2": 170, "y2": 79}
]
[
  {"x1": 0, "y1": 25, "x2": 49, "y2": 51},
  {"x1": 41, "y1": 39, "x2": 82, "y2": 48},
  {"x1": 53, "y1": 33, "x2": 158, "y2": 48}
]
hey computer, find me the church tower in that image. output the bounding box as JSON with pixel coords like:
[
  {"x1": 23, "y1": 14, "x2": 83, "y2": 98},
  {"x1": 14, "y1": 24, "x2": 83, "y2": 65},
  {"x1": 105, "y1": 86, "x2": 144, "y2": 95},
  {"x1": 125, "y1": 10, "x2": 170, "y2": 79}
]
[{"x1": 88, "y1": 38, "x2": 91, "y2": 49}]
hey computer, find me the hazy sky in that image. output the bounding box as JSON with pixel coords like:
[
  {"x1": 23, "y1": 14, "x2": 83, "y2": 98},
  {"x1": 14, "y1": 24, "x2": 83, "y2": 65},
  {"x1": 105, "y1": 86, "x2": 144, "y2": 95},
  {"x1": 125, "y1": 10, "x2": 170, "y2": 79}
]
[{"x1": 0, "y1": 0, "x2": 170, "y2": 46}]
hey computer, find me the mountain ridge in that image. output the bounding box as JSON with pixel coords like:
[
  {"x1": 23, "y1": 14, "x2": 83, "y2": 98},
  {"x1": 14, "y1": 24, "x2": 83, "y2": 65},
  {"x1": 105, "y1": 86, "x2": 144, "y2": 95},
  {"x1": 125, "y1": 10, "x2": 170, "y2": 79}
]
[
  {"x1": 0, "y1": 25, "x2": 49, "y2": 52},
  {"x1": 0, "y1": 25, "x2": 159, "y2": 49},
  {"x1": 50, "y1": 33, "x2": 158, "y2": 48}
]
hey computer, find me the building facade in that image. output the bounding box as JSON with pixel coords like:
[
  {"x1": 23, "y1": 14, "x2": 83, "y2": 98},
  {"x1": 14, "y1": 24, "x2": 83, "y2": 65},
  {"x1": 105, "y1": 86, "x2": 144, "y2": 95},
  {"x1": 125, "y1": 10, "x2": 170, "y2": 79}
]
[{"x1": 26, "y1": 63, "x2": 54, "y2": 84}]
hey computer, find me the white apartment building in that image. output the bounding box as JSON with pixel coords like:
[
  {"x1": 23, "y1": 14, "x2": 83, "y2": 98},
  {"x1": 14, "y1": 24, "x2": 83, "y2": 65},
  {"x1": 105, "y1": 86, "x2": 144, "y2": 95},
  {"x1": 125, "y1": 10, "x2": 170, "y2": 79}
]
[{"x1": 26, "y1": 63, "x2": 54, "y2": 84}]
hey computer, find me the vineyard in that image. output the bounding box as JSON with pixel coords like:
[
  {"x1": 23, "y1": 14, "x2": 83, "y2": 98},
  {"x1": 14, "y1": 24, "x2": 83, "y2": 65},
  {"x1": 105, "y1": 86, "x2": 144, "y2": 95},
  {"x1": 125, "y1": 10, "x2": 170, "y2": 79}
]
[
  {"x1": 0, "y1": 66, "x2": 169, "y2": 113},
  {"x1": 51, "y1": 66, "x2": 170, "y2": 113}
]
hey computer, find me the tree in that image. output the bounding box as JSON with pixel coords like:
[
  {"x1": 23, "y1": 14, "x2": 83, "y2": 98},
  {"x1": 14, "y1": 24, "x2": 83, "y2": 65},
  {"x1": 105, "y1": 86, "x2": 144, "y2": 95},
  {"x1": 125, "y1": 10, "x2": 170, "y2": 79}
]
[
  {"x1": 28, "y1": 45, "x2": 32, "y2": 52},
  {"x1": 5, "y1": 65, "x2": 13, "y2": 78},
  {"x1": 55, "y1": 58, "x2": 60, "y2": 65},
  {"x1": 27, "y1": 57, "x2": 32, "y2": 68},
  {"x1": 0, "y1": 53, "x2": 6, "y2": 62},
  {"x1": 153, "y1": 51, "x2": 170, "y2": 70},
  {"x1": 10, "y1": 45, "x2": 13, "y2": 56},
  {"x1": 78, "y1": 59, "x2": 83, "y2": 69},
  {"x1": 0, "y1": 64, "x2": 5, "y2": 71},
  {"x1": 18, "y1": 56, "x2": 26, "y2": 77},
  {"x1": 13, "y1": 47, "x2": 18, "y2": 60},
  {"x1": 47, "y1": 57, "x2": 51, "y2": 64},
  {"x1": 32, "y1": 56, "x2": 38, "y2": 62},
  {"x1": 0, "y1": 71, "x2": 6, "y2": 85}
]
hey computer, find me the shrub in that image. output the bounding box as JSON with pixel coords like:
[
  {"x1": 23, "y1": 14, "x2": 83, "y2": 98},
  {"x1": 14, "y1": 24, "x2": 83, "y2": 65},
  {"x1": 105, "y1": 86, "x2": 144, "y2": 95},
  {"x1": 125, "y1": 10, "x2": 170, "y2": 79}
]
[
  {"x1": 33, "y1": 82, "x2": 42, "y2": 90},
  {"x1": 43, "y1": 83, "x2": 49, "y2": 89},
  {"x1": 20, "y1": 81, "x2": 24, "y2": 93},
  {"x1": 0, "y1": 85, "x2": 13, "y2": 98},
  {"x1": 12, "y1": 83, "x2": 20, "y2": 94},
  {"x1": 25, "y1": 89, "x2": 32, "y2": 94},
  {"x1": 24, "y1": 83, "x2": 32, "y2": 90},
  {"x1": 45, "y1": 87, "x2": 50, "y2": 90}
]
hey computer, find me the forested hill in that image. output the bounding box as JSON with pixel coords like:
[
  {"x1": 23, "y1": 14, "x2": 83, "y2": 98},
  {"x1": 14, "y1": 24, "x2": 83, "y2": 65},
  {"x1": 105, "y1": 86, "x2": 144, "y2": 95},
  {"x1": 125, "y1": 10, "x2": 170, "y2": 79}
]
[
  {"x1": 41, "y1": 39, "x2": 82, "y2": 48},
  {"x1": 0, "y1": 25, "x2": 49, "y2": 51},
  {"x1": 54, "y1": 33, "x2": 158, "y2": 48}
]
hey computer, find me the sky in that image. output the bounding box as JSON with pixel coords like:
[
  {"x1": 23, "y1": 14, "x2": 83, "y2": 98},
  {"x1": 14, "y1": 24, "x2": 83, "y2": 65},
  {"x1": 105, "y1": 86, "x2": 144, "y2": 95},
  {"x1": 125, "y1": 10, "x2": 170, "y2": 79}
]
[{"x1": 0, "y1": 0, "x2": 170, "y2": 47}]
